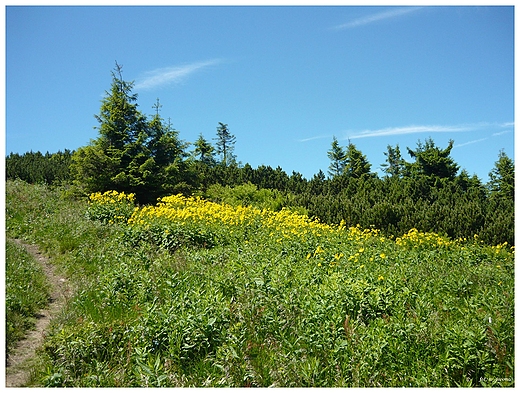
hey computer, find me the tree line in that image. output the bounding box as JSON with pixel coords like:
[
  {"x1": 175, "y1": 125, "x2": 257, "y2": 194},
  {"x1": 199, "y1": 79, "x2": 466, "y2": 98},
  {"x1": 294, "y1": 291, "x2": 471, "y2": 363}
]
[{"x1": 6, "y1": 63, "x2": 514, "y2": 245}]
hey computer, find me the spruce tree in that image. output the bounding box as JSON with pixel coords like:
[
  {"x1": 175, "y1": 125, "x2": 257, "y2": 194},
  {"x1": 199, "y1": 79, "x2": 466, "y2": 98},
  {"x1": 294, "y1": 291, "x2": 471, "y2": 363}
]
[
  {"x1": 214, "y1": 122, "x2": 236, "y2": 166},
  {"x1": 72, "y1": 62, "x2": 149, "y2": 196},
  {"x1": 488, "y1": 149, "x2": 514, "y2": 200},
  {"x1": 406, "y1": 138, "x2": 459, "y2": 180},
  {"x1": 381, "y1": 144, "x2": 406, "y2": 178},
  {"x1": 71, "y1": 63, "x2": 191, "y2": 202},
  {"x1": 145, "y1": 100, "x2": 191, "y2": 202},
  {"x1": 327, "y1": 136, "x2": 346, "y2": 178},
  {"x1": 193, "y1": 133, "x2": 216, "y2": 166},
  {"x1": 344, "y1": 141, "x2": 372, "y2": 178}
]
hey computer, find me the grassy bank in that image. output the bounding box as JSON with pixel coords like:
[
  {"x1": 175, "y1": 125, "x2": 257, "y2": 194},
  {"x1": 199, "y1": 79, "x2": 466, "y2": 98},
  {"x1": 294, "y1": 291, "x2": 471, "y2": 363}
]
[{"x1": 5, "y1": 180, "x2": 514, "y2": 387}]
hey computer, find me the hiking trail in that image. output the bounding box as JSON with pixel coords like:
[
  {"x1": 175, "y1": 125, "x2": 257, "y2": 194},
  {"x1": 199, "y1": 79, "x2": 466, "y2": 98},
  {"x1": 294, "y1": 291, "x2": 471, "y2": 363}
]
[{"x1": 5, "y1": 239, "x2": 72, "y2": 387}]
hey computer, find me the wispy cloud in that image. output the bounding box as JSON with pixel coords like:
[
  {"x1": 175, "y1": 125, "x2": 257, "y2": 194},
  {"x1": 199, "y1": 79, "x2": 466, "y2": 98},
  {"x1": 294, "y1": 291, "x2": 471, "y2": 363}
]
[
  {"x1": 297, "y1": 124, "x2": 467, "y2": 143},
  {"x1": 332, "y1": 7, "x2": 423, "y2": 30},
  {"x1": 454, "y1": 123, "x2": 514, "y2": 148},
  {"x1": 342, "y1": 122, "x2": 514, "y2": 140},
  {"x1": 298, "y1": 122, "x2": 514, "y2": 143},
  {"x1": 490, "y1": 122, "x2": 514, "y2": 137},
  {"x1": 454, "y1": 138, "x2": 489, "y2": 148},
  {"x1": 298, "y1": 134, "x2": 333, "y2": 143},
  {"x1": 345, "y1": 124, "x2": 472, "y2": 140},
  {"x1": 135, "y1": 59, "x2": 223, "y2": 90},
  {"x1": 492, "y1": 129, "x2": 512, "y2": 137}
]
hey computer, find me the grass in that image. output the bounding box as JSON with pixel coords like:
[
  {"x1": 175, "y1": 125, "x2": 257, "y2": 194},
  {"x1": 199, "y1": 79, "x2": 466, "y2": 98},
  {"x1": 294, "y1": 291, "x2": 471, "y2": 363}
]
[
  {"x1": 5, "y1": 238, "x2": 50, "y2": 357},
  {"x1": 4, "y1": 180, "x2": 515, "y2": 387}
]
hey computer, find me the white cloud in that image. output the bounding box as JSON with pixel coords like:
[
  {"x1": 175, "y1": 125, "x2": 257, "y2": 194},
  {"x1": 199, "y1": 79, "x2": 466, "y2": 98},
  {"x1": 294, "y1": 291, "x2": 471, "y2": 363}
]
[
  {"x1": 135, "y1": 59, "x2": 223, "y2": 90},
  {"x1": 454, "y1": 138, "x2": 489, "y2": 148},
  {"x1": 299, "y1": 121, "x2": 514, "y2": 144},
  {"x1": 492, "y1": 129, "x2": 513, "y2": 137},
  {"x1": 298, "y1": 134, "x2": 332, "y2": 143},
  {"x1": 453, "y1": 125, "x2": 513, "y2": 148},
  {"x1": 341, "y1": 122, "x2": 515, "y2": 140},
  {"x1": 332, "y1": 7, "x2": 423, "y2": 30},
  {"x1": 346, "y1": 124, "x2": 472, "y2": 140}
]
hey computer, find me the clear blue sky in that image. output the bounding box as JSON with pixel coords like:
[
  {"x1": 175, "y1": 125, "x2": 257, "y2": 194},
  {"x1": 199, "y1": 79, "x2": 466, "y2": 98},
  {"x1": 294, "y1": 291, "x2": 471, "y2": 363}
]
[{"x1": 5, "y1": 5, "x2": 514, "y2": 182}]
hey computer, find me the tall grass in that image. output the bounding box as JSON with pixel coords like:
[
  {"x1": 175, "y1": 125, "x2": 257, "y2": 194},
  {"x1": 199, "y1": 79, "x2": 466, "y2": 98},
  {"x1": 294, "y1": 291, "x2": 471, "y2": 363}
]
[{"x1": 5, "y1": 180, "x2": 514, "y2": 387}]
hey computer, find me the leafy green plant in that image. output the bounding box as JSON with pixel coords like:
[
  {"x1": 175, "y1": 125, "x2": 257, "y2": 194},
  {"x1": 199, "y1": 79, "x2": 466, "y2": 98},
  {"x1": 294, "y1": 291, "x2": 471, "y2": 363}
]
[{"x1": 86, "y1": 190, "x2": 136, "y2": 224}]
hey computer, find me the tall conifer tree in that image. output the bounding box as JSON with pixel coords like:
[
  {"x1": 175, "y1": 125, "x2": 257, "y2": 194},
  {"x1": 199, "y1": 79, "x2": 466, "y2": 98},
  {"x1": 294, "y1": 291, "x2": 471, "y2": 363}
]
[
  {"x1": 488, "y1": 149, "x2": 514, "y2": 200},
  {"x1": 72, "y1": 62, "x2": 149, "y2": 196},
  {"x1": 327, "y1": 136, "x2": 346, "y2": 178},
  {"x1": 344, "y1": 141, "x2": 372, "y2": 178},
  {"x1": 214, "y1": 122, "x2": 236, "y2": 166},
  {"x1": 71, "y1": 63, "x2": 190, "y2": 202},
  {"x1": 193, "y1": 134, "x2": 216, "y2": 166},
  {"x1": 381, "y1": 144, "x2": 406, "y2": 177}
]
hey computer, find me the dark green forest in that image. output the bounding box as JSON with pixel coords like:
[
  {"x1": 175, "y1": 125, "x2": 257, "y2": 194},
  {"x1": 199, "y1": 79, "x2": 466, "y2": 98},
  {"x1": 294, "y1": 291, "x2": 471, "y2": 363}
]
[{"x1": 6, "y1": 64, "x2": 514, "y2": 246}]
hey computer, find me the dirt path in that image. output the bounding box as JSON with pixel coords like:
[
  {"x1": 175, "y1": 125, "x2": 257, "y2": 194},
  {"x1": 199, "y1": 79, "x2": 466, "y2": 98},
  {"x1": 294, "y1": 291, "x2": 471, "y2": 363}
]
[{"x1": 5, "y1": 239, "x2": 72, "y2": 387}]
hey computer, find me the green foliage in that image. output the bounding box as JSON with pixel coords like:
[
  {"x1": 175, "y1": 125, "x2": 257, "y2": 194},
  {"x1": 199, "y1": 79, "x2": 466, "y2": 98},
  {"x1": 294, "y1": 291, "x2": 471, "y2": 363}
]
[
  {"x1": 344, "y1": 141, "x2": 373, "y2": 178},
  {"x1": 381, "y1": 144, "x2": 406, "y2": 178},
  {"x1": 214, "y1": 122, "x2": 236, "y2": 166},
  {"x1": 70, "y1": 143, "x2": 117, "y2": 194},
  {"x1": 143, "y1": 110, "x2": 194, "y2": 202},
  {"x1": 406, "y1": 138, "x2": 459, "y2": 179},
  {"x1": 478, "y1": 196, "x2": 514, "y2": 246},
  {"x1": 488, "y1": 149, "x2": 514, "y2": 200},
  {"x1": 6, "y1": 150, "x2": 73, "y2": 184},
  {"x1": 5, "y1": 238, "x2": 50, "y2": 357},
  {"x1": 6, "y1": 181, "x2": 513, "y2": 387},
  {"x1": 327, "y1": 136, "x2": 346, "y2": 177},
  {"x1": 122, "y1": 221, "x2": 220, "y2": 252},
  {"x1": 70, "y1": 63, "x2": 191, "y2": 204},
  {"x1": 291, "y1": 167, "x2": 513, "y2": 246},
  {"x1": 204, "y1": 182, "x2": 304, "y2": 213},
  {"x1": 86, "y1": 190, "x2": 137, "y2": 224},
  {"x1": 192, "y1": 133, "x2": 216, "y2": 166}
]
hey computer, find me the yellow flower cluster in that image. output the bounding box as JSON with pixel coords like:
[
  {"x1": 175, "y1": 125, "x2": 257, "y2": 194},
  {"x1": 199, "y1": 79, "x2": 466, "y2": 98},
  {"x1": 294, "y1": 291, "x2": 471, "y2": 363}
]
[
  {"x1": 128, "y1": 194, "x2": 335, "y2": 239},
  {"x1": 89, "y1": 190, "x2": 135, "y2": 205},
  {"x1": 343, "y1": 223, "x2": 381, "y2": 241},
  {"x1": 124, "y1": 194, "x2": 401, "y2": 269},
  {"x1": 395, "y1": 228, "x2": 452, "y2": 249},
  {"x1": 87, "y1": 190, "x2": 137, "y2": 225},
  {"x1": 92, "y1": 191, "x2": 513, "y2": 263},
  {"x1": 491, "y1": 242, "x2": 513, "y2": 255}
]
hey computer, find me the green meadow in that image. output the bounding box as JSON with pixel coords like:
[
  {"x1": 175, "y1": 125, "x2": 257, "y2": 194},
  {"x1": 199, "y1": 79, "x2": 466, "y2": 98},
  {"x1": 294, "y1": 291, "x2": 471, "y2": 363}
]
[{"x1": 5, "y1": 179, "x2": 514, "y2": 387}]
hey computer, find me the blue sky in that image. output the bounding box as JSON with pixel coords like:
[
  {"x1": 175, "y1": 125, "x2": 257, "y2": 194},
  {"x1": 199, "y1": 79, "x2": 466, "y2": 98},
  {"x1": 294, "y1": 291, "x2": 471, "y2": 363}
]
[{"x1": 5, "y1": 5, "x2": 514, "y2": 182}]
